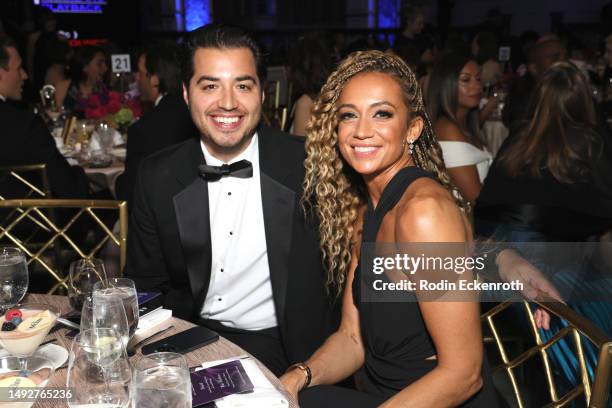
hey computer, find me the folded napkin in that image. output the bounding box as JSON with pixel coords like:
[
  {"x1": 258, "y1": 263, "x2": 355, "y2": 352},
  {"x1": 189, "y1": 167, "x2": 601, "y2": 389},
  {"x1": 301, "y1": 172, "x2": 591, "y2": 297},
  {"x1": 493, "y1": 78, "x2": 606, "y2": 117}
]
[
  {"x1": 135, "y1": 308, "x2": 172, "y2": 334},
  {"x1": 196, "y1": 357, "x2": 289, "y2": 408}
]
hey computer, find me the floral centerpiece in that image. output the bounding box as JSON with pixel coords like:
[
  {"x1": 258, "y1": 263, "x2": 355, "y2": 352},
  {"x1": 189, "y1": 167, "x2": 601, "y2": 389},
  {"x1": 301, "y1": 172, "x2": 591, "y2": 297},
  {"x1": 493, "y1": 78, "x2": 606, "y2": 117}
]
[{"x1": 83, "y1": 90, "x2": 142, "y2": 135}]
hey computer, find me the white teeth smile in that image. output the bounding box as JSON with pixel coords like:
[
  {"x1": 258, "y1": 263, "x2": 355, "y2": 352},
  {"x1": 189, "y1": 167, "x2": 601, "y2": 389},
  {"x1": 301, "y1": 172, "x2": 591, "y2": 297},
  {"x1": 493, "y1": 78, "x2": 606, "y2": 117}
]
[
  {"x1": 214, "y1": 117, "x2": 240, "y2": 124},
  {"x1": 354, "y1": 146, "x2": 378, "y2": 153}
]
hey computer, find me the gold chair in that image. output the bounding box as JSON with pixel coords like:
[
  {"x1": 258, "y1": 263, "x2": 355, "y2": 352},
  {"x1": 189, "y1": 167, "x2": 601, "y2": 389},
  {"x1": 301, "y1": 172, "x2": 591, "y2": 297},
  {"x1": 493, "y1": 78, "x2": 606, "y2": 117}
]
[
  {"x1": 483, "y1": 299, "x2": 611, "y2": 407},
  {"x1": 263, "y1": 80, "x2": 289, "y2": 131},
  {"x1": 0, "y1": 199, "x2": 128, "y2": 294},
  {"x1": 0, "y1": 164, "x2": 53, "y2": 240},
  {"x1": 0, "y1": 164, "x2": 51, "y2": 199}
]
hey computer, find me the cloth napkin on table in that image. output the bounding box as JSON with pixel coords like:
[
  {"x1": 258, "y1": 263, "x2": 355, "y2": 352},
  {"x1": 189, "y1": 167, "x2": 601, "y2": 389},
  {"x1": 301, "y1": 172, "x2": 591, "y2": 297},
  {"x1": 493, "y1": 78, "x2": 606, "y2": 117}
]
[
  {"x1": 89, "y1": 128, "x2": 124, "y2": 151},
  {"x1": 196, "y1": 357, "x2": 289, "y2": 408}
]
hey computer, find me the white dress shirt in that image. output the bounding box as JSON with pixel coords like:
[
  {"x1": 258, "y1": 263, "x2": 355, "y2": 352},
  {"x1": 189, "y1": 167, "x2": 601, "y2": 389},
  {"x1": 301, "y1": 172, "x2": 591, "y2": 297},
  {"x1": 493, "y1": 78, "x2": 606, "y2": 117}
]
[
  {"x1": 0, "y1": 94, "x2": 5, "y2": 102},
  {"x1": 154, "y1": 94, "x2": 164, "y2": 107},
  {"x1": 199, "y1": 134, "x2": 277, "y2": 330}
]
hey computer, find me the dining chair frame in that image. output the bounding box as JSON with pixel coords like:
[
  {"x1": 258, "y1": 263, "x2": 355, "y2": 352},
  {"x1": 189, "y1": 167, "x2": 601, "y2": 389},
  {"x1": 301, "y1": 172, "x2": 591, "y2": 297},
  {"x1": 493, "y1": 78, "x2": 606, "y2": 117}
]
[
  {"x1": 0, "y1": 199, "x2": 127, "y2": 294},
  {"x1": 482, "y1": 299, "x2": 611, "y2": 408}
]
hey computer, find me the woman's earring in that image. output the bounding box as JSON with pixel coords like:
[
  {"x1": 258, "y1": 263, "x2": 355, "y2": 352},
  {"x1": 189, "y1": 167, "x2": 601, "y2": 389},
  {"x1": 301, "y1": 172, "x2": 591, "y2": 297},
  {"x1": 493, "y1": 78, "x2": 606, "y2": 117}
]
[{"x1": 408, "y1": 140, "x2": 415, "y2": 155}]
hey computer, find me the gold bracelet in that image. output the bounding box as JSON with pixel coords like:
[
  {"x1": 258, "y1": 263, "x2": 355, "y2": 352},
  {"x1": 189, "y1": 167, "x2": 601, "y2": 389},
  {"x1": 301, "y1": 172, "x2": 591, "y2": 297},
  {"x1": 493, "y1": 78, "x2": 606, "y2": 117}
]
[{"x1": 286, "y1": 362, "x2": 312, "y2": 389}]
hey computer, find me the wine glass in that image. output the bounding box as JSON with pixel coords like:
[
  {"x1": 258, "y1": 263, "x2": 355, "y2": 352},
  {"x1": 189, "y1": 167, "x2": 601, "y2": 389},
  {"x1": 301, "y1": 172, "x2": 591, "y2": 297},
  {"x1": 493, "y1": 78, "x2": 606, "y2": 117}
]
[
  {"x1": 0, "y1": 303, "x2": 59, "y2": 374},
  {"x1": 96, "y1": 121, "x2": 115, "y2": 160},
  {"x1": 67, "y1": 328, "x2": 131, "y2": 407},
  {"x1": 0, "y1": 247, "x2": 28, "y2": 314},
  {"x1": 80, "y1": 295, "x2": 129, "y2": 350},
  {"x1": 93, "y1": 278, "x2": 139, "y2": 340},
  {"x1": 68, "y1": 258, "x2": 108, "y2": 314},
  {"x1": 132, "y1": 352, "x2": 192, "y2": 408}
]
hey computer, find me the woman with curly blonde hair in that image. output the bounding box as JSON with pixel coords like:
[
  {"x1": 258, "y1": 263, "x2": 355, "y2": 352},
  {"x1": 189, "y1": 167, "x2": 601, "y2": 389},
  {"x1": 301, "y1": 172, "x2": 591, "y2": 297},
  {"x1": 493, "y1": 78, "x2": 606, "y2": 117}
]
[{"x1": 280, "y1": 50, "x2": 498, "y2": 407}]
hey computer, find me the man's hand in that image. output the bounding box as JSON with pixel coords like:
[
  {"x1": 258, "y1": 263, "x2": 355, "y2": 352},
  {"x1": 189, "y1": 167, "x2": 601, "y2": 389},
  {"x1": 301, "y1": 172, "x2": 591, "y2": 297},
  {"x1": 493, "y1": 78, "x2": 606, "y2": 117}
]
[{"x1": 496, "y1": 249, "x2": 564, "y2": 330}]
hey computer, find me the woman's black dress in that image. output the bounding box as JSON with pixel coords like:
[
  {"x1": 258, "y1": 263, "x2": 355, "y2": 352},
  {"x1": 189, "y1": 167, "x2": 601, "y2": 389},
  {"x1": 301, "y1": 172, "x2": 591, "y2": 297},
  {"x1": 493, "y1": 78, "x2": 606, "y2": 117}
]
[{"x1": 301, "y1": 166, "x2": 499, "y2": 407}]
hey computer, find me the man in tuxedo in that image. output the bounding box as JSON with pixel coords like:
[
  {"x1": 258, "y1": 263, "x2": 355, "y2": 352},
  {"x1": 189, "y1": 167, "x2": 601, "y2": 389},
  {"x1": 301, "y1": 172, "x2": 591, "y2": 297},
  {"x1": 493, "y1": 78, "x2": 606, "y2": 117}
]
[
  {"x1": 115, "y1": 42, "x2": 198, "y2": 204},
  {"x1": 124, "y1": 25, "x2": 338, "y2": 376},
  {"x1": 502, "y1": 37, "x2": 567, "y2": 128},
  {"x1": 0, "y1": 34, "x2": 88, "y2": 199}
]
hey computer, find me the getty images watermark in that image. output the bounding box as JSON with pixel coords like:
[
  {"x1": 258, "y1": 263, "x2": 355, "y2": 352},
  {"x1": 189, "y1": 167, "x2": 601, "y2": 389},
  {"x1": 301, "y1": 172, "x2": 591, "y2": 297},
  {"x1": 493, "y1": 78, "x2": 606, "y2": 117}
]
[{"x1": 359, "y1": 242, "x2": 612, "y2": 303}]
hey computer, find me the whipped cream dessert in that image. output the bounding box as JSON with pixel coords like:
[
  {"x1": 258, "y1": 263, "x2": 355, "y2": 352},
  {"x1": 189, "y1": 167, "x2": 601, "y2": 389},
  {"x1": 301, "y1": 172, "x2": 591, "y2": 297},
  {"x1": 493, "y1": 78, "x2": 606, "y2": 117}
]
[{"x1": 0, "y1": 310, "x2": 57, "y2": 357}]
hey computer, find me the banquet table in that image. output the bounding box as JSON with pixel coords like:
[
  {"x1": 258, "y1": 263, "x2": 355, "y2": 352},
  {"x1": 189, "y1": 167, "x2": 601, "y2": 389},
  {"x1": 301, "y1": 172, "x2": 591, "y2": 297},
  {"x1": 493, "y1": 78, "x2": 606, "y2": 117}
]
[
  {"x1": 83, "y1": 159, "x2": 124, "y2": 197},
  {"x1": 22, "y1": 293, "x2": 297, "y2": 408}
]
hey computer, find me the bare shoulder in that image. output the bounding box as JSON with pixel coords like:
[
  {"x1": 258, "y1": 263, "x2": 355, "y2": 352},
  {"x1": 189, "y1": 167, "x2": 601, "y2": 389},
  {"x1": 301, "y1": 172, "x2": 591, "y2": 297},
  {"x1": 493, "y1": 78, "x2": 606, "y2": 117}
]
[
  {"x1": 295, "y1": 94, "x2": 314, "y2": 110},
  {"x1": 434, "y1": 117, "x2": 468, "y2": 143},
  {"x1": 395, "y1": 177, "x2": 469, "y2": 242}
]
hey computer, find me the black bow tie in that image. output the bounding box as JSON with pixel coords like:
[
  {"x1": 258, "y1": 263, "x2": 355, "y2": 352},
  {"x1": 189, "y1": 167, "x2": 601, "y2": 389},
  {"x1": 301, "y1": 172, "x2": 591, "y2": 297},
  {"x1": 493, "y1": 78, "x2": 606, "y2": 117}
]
[{"x1": 198, "y1": 159, "x2": 253, "y2": 181}]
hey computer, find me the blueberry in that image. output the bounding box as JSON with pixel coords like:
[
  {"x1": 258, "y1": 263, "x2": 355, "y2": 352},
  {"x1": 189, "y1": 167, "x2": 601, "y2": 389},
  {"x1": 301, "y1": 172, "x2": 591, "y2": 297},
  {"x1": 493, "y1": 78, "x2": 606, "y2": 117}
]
[
  {"x1": 1, "y1": 322, "x2": 16, "y2": 331},
  {"x1": 11, "y1": 317, "x2": 21, "y2": 326}
]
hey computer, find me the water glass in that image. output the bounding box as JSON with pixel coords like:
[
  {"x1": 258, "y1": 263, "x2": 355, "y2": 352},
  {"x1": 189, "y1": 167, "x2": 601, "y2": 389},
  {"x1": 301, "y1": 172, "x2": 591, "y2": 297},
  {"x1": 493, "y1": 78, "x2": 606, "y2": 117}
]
[
  {"x1": 0, "y1": 247, "x2": 29, "y2": 313},
  {"x1": 67, "y1": 328, "x2": 131, "y2": 407},
  {"x1": 68, "y1": 258, "x2": 107, "y2": 313},
  {"x1": 81, "y1": 295, "x2": 130, "y2": 350},
  {"x1": 132, "y1": 352, "x2": 191, "y2": 408},
  {"x1": 93, "y1": 278, "x2": 139, "y2": 339}
]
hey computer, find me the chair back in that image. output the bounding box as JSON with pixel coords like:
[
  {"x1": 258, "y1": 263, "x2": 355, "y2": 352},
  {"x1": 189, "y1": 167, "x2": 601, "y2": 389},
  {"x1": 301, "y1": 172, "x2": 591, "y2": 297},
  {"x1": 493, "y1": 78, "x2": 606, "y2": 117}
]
[
  {"x1": 482, "y1": 299, "x2": 612, "y2": 407},
  {"x1": 0, "y1": 199, "x2": 128, "y2": 294}
]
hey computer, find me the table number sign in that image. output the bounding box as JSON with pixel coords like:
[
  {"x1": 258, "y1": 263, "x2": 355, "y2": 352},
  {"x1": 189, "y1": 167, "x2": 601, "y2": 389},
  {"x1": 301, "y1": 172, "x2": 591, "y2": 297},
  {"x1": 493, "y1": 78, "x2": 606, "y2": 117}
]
[
  {"x1": 111, "y1": 54, "x2": 131, "y2": 73},
  {"x1": 498, "y1": 46, "x2": 511, "y2": 62}
]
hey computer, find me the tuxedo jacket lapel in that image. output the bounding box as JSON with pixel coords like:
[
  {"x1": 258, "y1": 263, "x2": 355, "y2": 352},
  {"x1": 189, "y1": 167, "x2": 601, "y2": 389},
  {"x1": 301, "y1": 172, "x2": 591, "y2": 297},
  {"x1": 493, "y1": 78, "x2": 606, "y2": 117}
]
[
  {"x1": 172, "y1": 140, "x2": 212, "y2": 311},
  {"x1": 259, "y1": 128, "x2": 295, "y2": 326}
]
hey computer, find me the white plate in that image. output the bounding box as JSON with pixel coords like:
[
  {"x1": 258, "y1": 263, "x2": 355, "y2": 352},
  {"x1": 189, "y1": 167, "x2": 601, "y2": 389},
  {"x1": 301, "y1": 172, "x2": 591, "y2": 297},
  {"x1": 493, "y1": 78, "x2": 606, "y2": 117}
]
[{"x1": 0, "y1": 343, "x2": 69, "y2": 370}]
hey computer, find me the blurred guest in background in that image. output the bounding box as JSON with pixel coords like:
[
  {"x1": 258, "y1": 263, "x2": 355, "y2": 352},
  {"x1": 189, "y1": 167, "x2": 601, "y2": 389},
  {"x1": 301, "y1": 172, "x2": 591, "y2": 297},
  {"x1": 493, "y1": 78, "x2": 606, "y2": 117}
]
[
  {"x1": 55, "y1": 45, "x2": 108, "y2": 116},
  {"x1": 115, "y1": 42, "x2": 199, "y2": 204},
  {"x1": 395, "y1": 5, "x2": 435, "y2": 70},
  {"x1": 427, "y1": 52, "x2": 492, "y2": 204},
  {"x1": 286, "y1": 33, "x2": 334, "y2": 136},
  {"x1": 471, "y1": 31, "x2": 502, "y2": 86},
  {"x1": 476, "y1": 61, "x2": 612, "y2": 394},
  {"x1": 502, "y1": 36, "x2": 567, "y2": 128},
  {"x1": 0, "y1": 34, "x2": 88, "y2": 199}
]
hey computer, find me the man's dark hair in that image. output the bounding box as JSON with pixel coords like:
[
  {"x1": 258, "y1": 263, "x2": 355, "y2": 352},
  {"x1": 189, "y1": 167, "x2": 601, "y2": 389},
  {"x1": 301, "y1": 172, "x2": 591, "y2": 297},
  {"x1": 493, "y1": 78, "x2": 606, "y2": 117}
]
[
  {"x1": 180, "y1": 24, "x2": 266, "y2": 89},
  {"x1": 145, "y1": 41, "x2": 182, "y2": 95},
  {"x1": 0, "y1": 34, "x2": 16, "y2": 70}
]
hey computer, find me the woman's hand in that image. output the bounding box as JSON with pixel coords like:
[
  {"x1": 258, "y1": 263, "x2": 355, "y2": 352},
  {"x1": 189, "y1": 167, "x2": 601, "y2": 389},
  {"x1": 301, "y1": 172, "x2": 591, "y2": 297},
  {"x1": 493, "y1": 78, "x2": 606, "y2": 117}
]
[
  {"x1": 280, "y1": 368, "x2": 307, "y2": 402},
  {"x1": 496, "y1": 249, "x2": 564, "y2": 330},
  {"x1": 479, "y1": 95, "x2": 499, "y2": 124}
]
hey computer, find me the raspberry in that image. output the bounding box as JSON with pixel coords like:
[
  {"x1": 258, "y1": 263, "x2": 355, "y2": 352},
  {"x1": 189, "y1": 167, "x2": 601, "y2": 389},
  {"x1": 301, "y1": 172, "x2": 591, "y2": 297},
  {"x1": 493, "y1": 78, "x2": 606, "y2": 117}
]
[
  {"x1": 5, "y1": 309, "x2": 21, "y2": 321},
  {"x1": 1, "y1": 322, "x2": 16, "y2": 331}
]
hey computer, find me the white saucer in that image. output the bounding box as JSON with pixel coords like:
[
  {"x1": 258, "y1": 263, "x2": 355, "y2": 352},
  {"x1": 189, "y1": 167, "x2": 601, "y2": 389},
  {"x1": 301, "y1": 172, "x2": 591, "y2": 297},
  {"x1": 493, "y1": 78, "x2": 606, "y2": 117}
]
[{"x1": 0, "y1": 343, "x2": 69, "y2": 370}]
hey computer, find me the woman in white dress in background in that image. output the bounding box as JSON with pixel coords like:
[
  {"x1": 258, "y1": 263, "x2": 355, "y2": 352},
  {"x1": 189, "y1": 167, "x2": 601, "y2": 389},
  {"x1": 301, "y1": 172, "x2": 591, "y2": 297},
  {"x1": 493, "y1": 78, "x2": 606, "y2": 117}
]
[{"x1": 426, "y1": 51, "x2": 492, "y2": 204}]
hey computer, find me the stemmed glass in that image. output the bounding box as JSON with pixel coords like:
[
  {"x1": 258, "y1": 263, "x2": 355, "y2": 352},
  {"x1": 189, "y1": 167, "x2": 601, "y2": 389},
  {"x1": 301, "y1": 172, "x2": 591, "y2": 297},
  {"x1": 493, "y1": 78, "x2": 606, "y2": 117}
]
[
  {"x1": 67, "y1": 258, "x2": 108, "y2": 314},
  {"x1": 95, "y1": 121, "x2": 115, "y2": 162},
  {"x1": 93, "y1": 278, "x2": 139, "y2": 340},
  {"x1": 0, "y1": 355, "x2": 56, "y2": 405},
  {"x1": 80, "y1": 295, "x2": 130, "y2": 350},
  {"x1": 0, "y1": 302, "x2": 59, "y2": 374},
  {"x1": 67, "y1": 328, "x2": 131, "y2": 407},
  {"x1": 0, "y1": 247, "x2": 29, "y2": 314},
  {"x1": 132, "y1": 352, "x2": 192, "y2": 408}
]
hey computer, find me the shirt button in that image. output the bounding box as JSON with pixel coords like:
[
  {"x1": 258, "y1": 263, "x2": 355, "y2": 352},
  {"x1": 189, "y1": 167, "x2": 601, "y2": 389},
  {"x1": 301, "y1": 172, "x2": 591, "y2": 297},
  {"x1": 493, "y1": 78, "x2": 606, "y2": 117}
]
[
  {"x1": 218, "y1": 297, "x2": 222, "y2": 301},
  {"x1": 229, "y1": 231, "x2": 233, "y2": 235},
  {"x1": 227, "y1": 192, "x2": 232, "y2": 196},
  {"x1": 220, "y1": 268, "x2": 224, "y2": 272}
]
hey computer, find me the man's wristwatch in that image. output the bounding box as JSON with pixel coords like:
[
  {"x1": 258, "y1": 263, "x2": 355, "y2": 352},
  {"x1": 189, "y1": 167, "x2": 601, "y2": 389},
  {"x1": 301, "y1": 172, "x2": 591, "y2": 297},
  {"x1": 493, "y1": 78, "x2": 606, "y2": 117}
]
[{"x1": 287, "y1": 362, "x2": 312, "y2": 389}]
